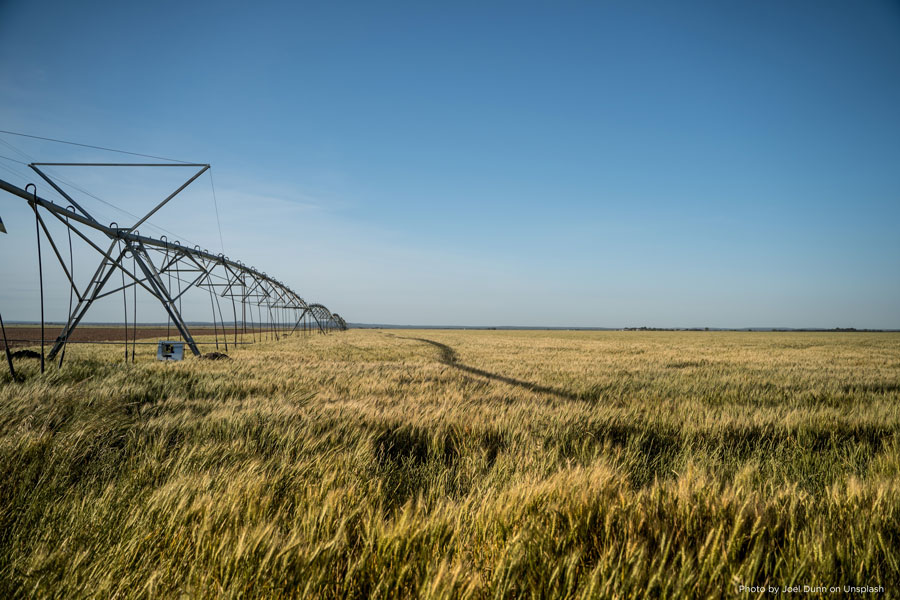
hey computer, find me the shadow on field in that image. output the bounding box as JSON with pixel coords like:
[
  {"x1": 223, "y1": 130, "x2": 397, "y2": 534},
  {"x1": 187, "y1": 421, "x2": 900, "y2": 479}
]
[
  {"x1": 371, "y1": 421, "x2": 508, "y2": 510},
  {"x1": 400, "y1": 336, "x2": 580, "y2": 401}
]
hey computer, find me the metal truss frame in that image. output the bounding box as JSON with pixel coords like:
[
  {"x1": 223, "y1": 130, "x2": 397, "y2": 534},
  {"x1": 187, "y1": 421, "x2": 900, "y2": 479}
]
[{"x1": 0, "y1": 164, "x2": 346, "y2": 359}]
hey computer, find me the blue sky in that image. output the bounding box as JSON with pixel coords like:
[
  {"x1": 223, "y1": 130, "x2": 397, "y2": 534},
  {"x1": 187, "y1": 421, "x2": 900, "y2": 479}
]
[{"x1": 1, "y1": 0, "x2": 898, "y2": 327}]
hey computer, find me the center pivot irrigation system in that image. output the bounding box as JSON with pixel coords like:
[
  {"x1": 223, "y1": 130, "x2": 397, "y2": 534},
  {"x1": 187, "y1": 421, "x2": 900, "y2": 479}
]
[{"x1": 0, "y1": 156, "x2": 347, "y2": 367}]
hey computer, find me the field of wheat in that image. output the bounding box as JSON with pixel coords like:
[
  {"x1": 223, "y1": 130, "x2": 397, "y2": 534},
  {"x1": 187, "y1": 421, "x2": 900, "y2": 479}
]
[{"x1": 1, "y1": 329, "x2": 898, "y2": 598}]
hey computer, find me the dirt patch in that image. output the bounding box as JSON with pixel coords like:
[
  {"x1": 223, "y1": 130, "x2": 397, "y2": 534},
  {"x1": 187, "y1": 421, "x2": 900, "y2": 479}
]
[{"x1": 2, "y1": 326, "x2": 221, "y2": 349}]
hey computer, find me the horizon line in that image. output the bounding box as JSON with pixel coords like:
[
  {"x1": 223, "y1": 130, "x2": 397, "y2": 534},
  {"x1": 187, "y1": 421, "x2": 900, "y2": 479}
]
[{"x1": 4, "y1": 321, "x2": 899, "y2": 332}]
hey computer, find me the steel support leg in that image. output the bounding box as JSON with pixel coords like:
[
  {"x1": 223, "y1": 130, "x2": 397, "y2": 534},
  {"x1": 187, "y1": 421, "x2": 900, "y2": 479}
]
[
  {"x1": 47, "y1": 241, "x2": 123, "y2": 359},
  {"x1": 127, "y1": 241, "x2": 201, "y2": 356}
]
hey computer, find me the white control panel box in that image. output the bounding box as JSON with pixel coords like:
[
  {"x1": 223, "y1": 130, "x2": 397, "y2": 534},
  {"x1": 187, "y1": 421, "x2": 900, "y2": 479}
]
[{"x1": 157, "y1": 341, "x2": 184, "y2": 362}]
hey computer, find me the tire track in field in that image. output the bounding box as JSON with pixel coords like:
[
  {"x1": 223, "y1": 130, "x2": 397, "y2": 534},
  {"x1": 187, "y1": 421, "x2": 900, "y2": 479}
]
[{"x1": 398, "y1": 335, "x2": 580, "y2": 401}]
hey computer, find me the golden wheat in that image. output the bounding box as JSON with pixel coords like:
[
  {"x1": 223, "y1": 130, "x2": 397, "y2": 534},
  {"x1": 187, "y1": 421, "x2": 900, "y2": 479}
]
[{"x1": 1, "y1": 330, "x2": 898, "y2": 598}]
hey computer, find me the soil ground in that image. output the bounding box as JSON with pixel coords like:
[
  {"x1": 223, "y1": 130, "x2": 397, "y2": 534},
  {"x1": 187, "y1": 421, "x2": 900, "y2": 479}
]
[{"x1": 1, "y1": 325, "x2": 253, "y2": 348}]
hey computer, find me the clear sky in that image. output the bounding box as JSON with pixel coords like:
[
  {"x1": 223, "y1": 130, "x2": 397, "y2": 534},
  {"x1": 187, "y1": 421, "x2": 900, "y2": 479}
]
[{"x1": 1, "y1": 0, "x2": 898, "y2": 328}]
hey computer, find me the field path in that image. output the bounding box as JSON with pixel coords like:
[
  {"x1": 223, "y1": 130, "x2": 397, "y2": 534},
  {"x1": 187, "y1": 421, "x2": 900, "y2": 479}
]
[{"x1": 398, "y1": 334, "x2": 579, "y2": 400}]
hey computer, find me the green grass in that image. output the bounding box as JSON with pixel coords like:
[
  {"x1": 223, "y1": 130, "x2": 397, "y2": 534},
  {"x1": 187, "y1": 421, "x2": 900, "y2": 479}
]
[{"x1": 1, "y1": 330, "x2": 899, "y2": 598}]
